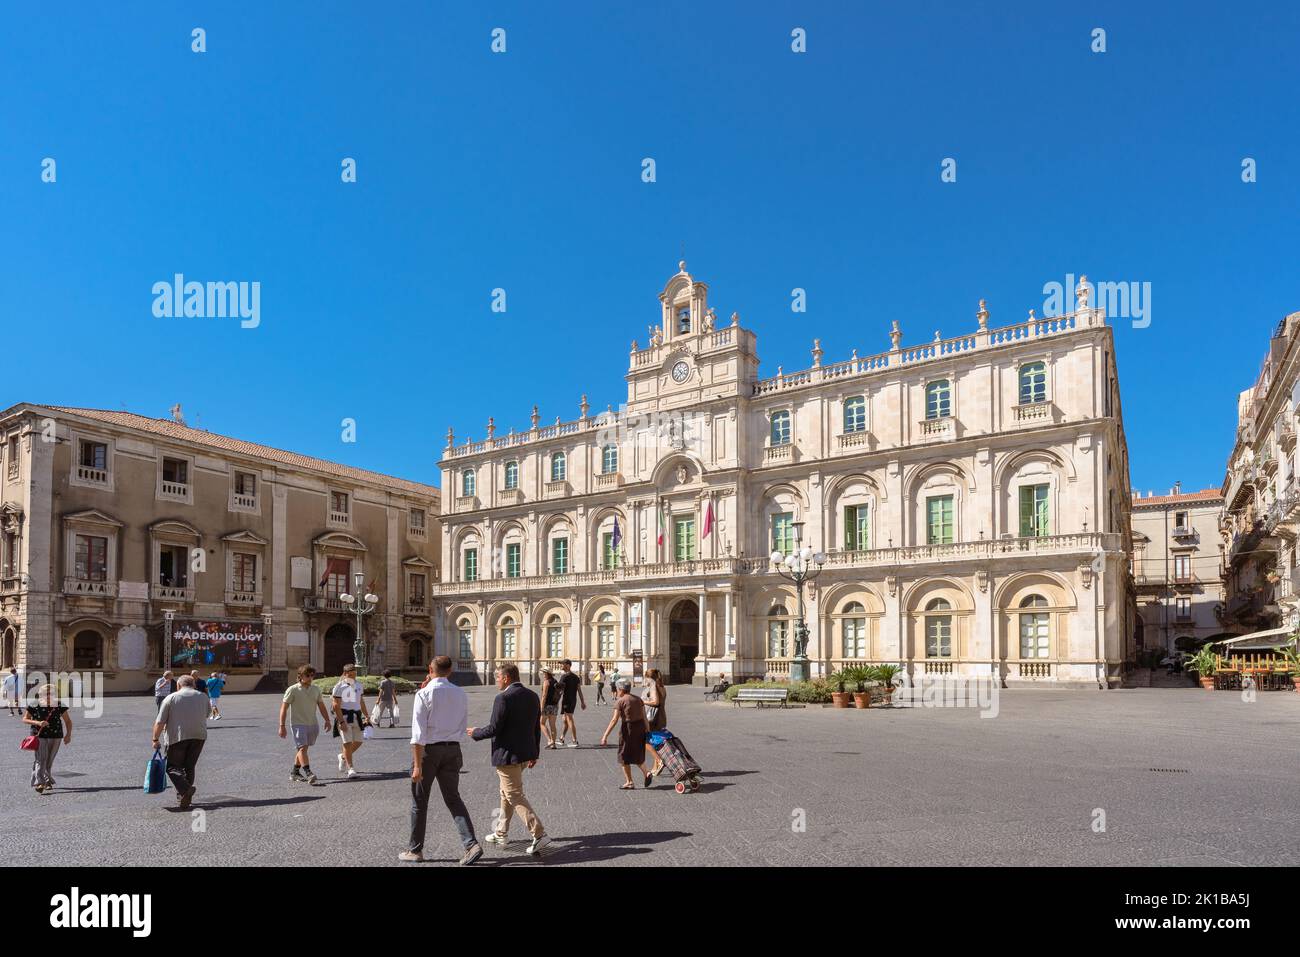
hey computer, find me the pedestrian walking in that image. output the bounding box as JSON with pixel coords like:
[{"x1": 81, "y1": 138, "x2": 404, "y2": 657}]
[
  {"x1": 190, "y1": 670, "x2": 208, "y2": 696},
  {"x1": 278, "y1": 665, "x2": 331, "y2": 784},
  {"x1": 23, "y1": 683, "x2": 72, "y2": 793},
  {"x1": 331, "y1": 663, "x2": 370, "y2": 778},
  {"x1": 539, "y1": 668, "x2": 559, "y2": 749},
  {"x1": 153, "y1": 671, "x2": 176, "y2": 714},
  {"x1": 376, "y1": 669, "x2": 398, "y2": 728},
  {"x1": 3, "y1": 667, "x2": 20, "y2": 716},
  {"x1": 152, "y1": 675, "x2": 208, "y2": 809},
  {"x1": 556, "y1": 659, "x2": 585, "y2": 747},
  {"x1": 400, "y1": 656, "x2": 482, "y2": 865},
  {"x1": 205, "y1": 670, "x2": 226, "y2": 720},
  {"x1": 468, "y1": 663, "x2": 549, "y2": 856},
  {"x1": 643, "y1": 668, "x2": 668, "y2": 777},
  {"x1": 598, "y1": 679, "x2": 652, "y2": 789},
  {"x1": 593, "y1": 665, "x2": 607, "y2": 705}
]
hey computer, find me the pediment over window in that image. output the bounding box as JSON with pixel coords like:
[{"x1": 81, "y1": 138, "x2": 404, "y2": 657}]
[
  {"x1": 149, "y1": 519, "x2": 202, "y2": 540},
  {"x1": 402, "y1": 555, "x2": 435, "y2": 568},
  {"x1": 222, "y1": 529, "x2": 269, "y2": 546},
  {"x1": 63, "y1": 509, "x2": 123, "y2": 528},
  {"x1": 313, "y1": 531, "x2": 367, "y2": 552}
]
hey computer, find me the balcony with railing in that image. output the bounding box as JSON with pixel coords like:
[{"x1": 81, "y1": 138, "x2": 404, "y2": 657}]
[
  {"x1": 224, "y1": 588, "x2": 262, "y2": 607},
  {"x1": 544, "y1": 480, "x2": 570, "y2": 499},
  {"x1": 152, "y1": 583, "x2": 195, "y2": 602},
  {"x1": 229, "y1": 490, "x2": 258, "y2": 512},
  {"x1": 328, "y1": 509, "x2": 351, "y2": 528},
  {"x1": 75, "y1": 464, "x2": 109, "y2": 486},
  {"x1": 303, "y1": 593, "x2": 348, "y2": 613},
  {"x1": 497, "y1": 488, "x2": 524, "y2": 505},
  {"x1": 763, "y1": 443, "x2": 794, "y2": 464},
  {"x1": 917, "y1": 416, "x2": 955, "y2": 441},
  {"x1": 595, "y1": 472, "x2": 623, "y2": 490},
  {"x1": 63, "y1": 577, "x2": 116, "y2": 598},
  {"x1": 1011, "y1": 402, "x2": 1055, "y2": 426},
  {"x1": 159, "y1": 479, "x2": 190, "y2": 502},
  {"x1": 837, "y1": 431, "x2": 871, "y2": 451},
  {"x1": 429, "y1": 532, "x2": 1121, "y2": 597}
]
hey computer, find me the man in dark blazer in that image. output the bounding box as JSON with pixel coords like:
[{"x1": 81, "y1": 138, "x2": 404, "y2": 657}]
[{"x1": 468, "y1": 663, "x2": 549, "y2": 855}]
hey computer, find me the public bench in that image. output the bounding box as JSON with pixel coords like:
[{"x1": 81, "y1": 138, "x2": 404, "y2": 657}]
[{"x1": 732, "y1": 688, "x2": 789, "y2": 708}]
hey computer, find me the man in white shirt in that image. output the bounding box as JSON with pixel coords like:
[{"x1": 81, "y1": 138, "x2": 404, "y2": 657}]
[
  {"x1": 331, "y1": 663, "x2": 370, "y2": 778},
  {"x1": 400, "y1": 655, "x2": 481, "y2": 865},
  {"x1": 3, "y1": 668, "x2": 20, "y2": 716}
]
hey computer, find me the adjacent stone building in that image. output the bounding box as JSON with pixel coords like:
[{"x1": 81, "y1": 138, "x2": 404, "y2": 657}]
[
  {"x1": 433, "y1": 263, "x2": 1136, "y2": 688},
  {"x1": 1220, "y1": 310, "x2": 1300, "y2": 636},
  {"x1": 0, "y1": 404, "x2": 439, "y2": 692},
  {"x1": 1130, "y1": 486, "x2": 1227, "y2": 655}
]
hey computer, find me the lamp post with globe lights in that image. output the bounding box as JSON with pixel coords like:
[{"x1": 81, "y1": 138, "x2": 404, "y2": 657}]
[
  {"x1": 770, "y1": 521, "x2": 825, "y2": 683},
  {"x1": 339, "y1": 571, "x2": 380, "y2": 675}
]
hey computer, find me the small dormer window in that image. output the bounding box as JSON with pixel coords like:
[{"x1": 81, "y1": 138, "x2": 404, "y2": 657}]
[{"x1": 677, "y1": 306, "x2": 691, "y2": 334}]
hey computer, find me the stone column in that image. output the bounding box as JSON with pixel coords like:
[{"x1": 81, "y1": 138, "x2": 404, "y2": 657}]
[{"x1": 696, "y1": 590, "x2": 708, "y2": 684}]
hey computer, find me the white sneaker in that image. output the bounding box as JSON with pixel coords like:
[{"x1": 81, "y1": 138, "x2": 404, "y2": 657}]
[
  {"x1": 338, "y1": 754, "x2": 345, "y2": 772},
  {"x1": 527, "y1": 835, "x2": 550, "y2": 856},
  {"x1": 483, "y1": 832, "x2": 508, "y2": 846},
  {"x1": 346, "y1": 767, "x2": 359, "y2": 779},
  {"x1": 566, "y1": 742, "x2": 579, "y2": 748}
]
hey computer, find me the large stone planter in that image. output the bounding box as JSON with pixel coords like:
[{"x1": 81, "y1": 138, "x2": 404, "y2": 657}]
[
  {"x1": 852, "y1": 691, "x2": 871, "y2": 709},
  {"x1": 831, "y1": 691, "x2": 852, "y2": 708}
]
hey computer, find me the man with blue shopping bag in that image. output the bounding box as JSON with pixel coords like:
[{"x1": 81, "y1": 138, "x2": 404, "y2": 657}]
[{"x1": 151, "y1": 674, "x2": 209, "y2": 809}]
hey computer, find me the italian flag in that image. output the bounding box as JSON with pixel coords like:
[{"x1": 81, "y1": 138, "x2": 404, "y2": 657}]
[{"x1": 656, "y1": 500, "x2": 664, "y2": 546}]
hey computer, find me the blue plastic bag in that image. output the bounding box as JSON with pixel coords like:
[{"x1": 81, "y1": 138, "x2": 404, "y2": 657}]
[
  {"x1": 144, "y1": 748, "x2": 168, "y2": 794},
  {"x1": 647, "y1": 730, "x2": 674, "y2": 748}
]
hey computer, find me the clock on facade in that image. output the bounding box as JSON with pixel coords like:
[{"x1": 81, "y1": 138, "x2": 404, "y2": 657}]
[{"x1": 671, "y1": 360, "x2": 691, "y2": 383}]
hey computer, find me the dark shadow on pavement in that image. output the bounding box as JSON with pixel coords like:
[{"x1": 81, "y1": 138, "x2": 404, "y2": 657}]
[
  {"x1": 50, "y1": 785, "x2": 141, "y2": 794},
  {"x1": 534, "y1": 830, "x2": 691, "y2": 864},
  {"x1": 699, "y1": 769, "x2": 757, "y2": 778},
  {"x1": 184, "y1": 794, "x2": 328, "y2": 811}
]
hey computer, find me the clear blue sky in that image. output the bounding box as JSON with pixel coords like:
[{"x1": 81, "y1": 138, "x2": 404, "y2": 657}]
[{"x1": 2, "y1": 1, "x2": 1296, "y2": 492}]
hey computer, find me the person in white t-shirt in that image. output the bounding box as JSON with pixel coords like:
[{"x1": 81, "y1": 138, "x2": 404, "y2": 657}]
[
  {"x1": 331, "y1": 663, "x2": 370, "y2": 778},
  {"x1": 3, "y1": 669, "x2": 20, "y2": 716}
]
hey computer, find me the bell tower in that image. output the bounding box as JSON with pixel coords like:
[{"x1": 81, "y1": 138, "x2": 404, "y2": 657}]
[{"x1": 626, "y1": 261, "x2": 759, "y2": 411}]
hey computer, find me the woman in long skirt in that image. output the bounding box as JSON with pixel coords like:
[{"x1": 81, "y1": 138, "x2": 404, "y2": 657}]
[
  {"x1": 599, "y1": 679, "x2": 652, "y2": 789},
  {"x1": 23, "y1": 683, "x2": 72, "y2": 794}
]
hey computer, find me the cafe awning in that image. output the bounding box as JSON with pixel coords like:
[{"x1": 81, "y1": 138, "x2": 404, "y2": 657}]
[{"x1": 1215, "y1": 626, "x2": 1294, "y2": 649}]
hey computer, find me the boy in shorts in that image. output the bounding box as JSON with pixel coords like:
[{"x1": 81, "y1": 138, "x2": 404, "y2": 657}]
[{"x1": 278, "y1": 666, "x2": 331, "y2": 784}]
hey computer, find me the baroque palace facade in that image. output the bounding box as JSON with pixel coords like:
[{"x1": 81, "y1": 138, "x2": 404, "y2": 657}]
[
  {"x1": 0, "y1": 404, "x2": 440, "y2": 693},
  {"x1": 434, "y1": 264, "x2": 1136, "y2": 688}
]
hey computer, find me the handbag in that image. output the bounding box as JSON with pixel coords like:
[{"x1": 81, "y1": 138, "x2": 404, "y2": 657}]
[
  {"x1": 369, "y1": 704, "x2": 381, "y2": 724},
  {"x1": 143, "y1": 748, "x2": 168, "y2": 794},
  {"x1": 20, "y1": 735, "x2": 39, "y2": 752}
]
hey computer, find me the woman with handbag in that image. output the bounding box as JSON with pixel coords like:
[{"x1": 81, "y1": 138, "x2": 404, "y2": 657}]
[
  {"x1": 642, "y1": 669, "x2": 667, "y2": 777},
  {"x1": 22, "y1": 683, "x2": 72, "y2": 793}
]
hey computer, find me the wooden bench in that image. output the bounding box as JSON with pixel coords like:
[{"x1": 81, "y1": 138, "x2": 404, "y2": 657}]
[{"x1": 732, "y1": 688, "x2": 789, "y2": 708}]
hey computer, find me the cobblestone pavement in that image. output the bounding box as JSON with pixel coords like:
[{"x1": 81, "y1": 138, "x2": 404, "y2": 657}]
[{"x1": 2, "y1": 685, "x2": 1297, "y2": 866}]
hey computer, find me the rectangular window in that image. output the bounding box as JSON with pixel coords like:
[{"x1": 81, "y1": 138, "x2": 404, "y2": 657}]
[
  {"x1": 75, "y1": 534, "x2": 107, "y2": 581},
  {"x1": 79, "y1": 440, "x2": 107, "y2": 471},
  {"x1": 772, "y1": 512, "x2": 794, "y2": 556},
  {"x1": 322, "y1": 557, "x2": 349, "y2": 597},
  {"x1": 1176, "y1": 596, "x2": 1191, "y2": 619},
  {"x1": 925, "y1": 381, "x2": 951, "y2": 419},
  {"x1": 1018, "y1": 484, "x2": 1050, "y2": 538},
  {"x1": 552, "y1": 538, "x2": 568, "y2": 574},
  {"x1": 409, "y1": 573, "x2": 426, "y2": 606},
  {"x1": 674, "y1": 517, "x2": 696, "y2": 562},
  {"x1": 504, "y1": 461, "x2": 519, "y2": 489},
  {"x1": 506, "y1": 543, "x2": 521, "y2": 578},
  {"x1": 1173, "y1": 554, "x2": 1191, "y2": 581},
  {"x1": 409, "y1": 508, "x2": 426, "y2": 531},
  {"x1": 598, "y1": 624, "x2": 616, "y2": 658},
  {"x1": 331, "y1": 491, "x2": 349, "y2": 515},
  {"x1": 926, "y1": 615, "x2": 952, "y2": 657},
  {"x1": 6, "y1": 435, "x2": 18, "y2": 479},
  {"x1": 844, "y1": 506, "x2": 870, "y2": 551},
  {"x1": 547, "y1": 626, "x2": 564, "y2": 658},
  {"x1": 458, "y1": 629, "x2": 473, "y2": 660},
  {"x1": 602, "y1": 532, "x2": 619, "y2": 569},
  {"x1": 234, "y1": 471, "x2": 256, "y2": 497},
  {"x1": 770, "y1": 411, "x2": 791, "y2": 446},
  {"x1": 159, "y1": 545, "x2": 189, "y2": 587},
  {"x1": 232, "y1": 553, "x2": 257, "y2": 592},
  {"x1": 162, "y1": 457, "x2": 188, "y2": 485},
  {"x1": 843, "y1": 397, "x2": 866, "y2": 433},
  {"x1": 501, "y1": 627, "x2": 516, "y2": 658},
  {"x1": 464, "y1": 548, "x2": 478, "y2": 582},
  {"x1": 926, "y1": 496, "x2": 954, "y2": 545},
  {"x1": 1019, "y1": 613, "x2": 1049, "y2": 658}
]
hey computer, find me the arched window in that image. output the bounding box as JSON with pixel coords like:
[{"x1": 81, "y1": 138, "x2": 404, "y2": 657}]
[
  {"x1": 601, "y1": 444, "x2": 618, "y2": 475},
  {"x1": 597, "y1": 611, "x2": 617, "y2": 658},
  {"x1": 843, "y1": 396, "x2": 866, "y2": 434},
  {"x1": 551, "y1": 452, "x2": 567, "y2": 482},
  {"x1": 73, "y1": 630, "x2": 103, "y2": 669},
  {"x1": 925, "y1": 380, "x2": 951, "y2": 420},
  {"x1": 457, "y1": 618, "x2": 473, "y2": 661},
  {"x1": 841, "y1": 601, "x2": 867, "y2": 658},
  {"x1": 499, "y1": 616, "x2": 517, "y2": 659},
  {"x1": 406, "y1": 636, "x2": 426, "y2": 668},
  {"x1": 678, "y1": 306, "x2": 691, "y2": 334},
  {"x1": 503, "y1": 461, "x2": 519, "y2": 490},
  {"x1": 767, "y1": 604, "x2": 789, "y2": 658},
  {"x1": 462, "y1": 468, "x2": 476, "y2": 497},
  {"x1": 1019, "y1": 362, "x2": 1047, "y2": 405},
  {"x1": 1018, "y1": 594, "x2": 1050, "y2": 659},
  {"x1": 770, "y1": 410, "x2": 791, "y2": 447},
  {"x1": 924, "y1": 598, "x2": 952, "y2": 658},
  {"x1": 546, "y1": 614, "x2": 564, "y2": 658}
]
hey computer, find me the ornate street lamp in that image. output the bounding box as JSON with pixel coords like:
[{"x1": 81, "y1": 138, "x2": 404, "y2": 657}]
[
  {"x1": 339, "y1": 571, "x2": 380, "y2": 675},
  {"x1": 770, "y1": 521, "x2": 825, "y2": 683}
]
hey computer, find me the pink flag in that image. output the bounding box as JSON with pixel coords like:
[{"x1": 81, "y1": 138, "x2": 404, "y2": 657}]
[{"x1": 702, "y1": 498, "x2": 714, "y2": 539}]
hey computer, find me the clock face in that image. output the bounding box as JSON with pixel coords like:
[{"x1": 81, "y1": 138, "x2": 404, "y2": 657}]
[{"x1": 671, "y1": 360, "x2": 690, "y2": 383}]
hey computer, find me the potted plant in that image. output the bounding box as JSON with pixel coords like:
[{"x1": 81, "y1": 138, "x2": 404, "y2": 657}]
[
  {"x1": 842, "y1": 665, "x2": 872, "y2": 708},
  {"x1": 871, "y1": 663, "x2": 902, "y2": 705},
  {"x1": 1187, "y1": 647, "x2": 1218, "y2": 690},
  {"x1": 1281, "y1": 644, "x2": 1300, "y2": 693},
  {"x1": 827, "y1": 671, "x2": 852, "y2": 708}
]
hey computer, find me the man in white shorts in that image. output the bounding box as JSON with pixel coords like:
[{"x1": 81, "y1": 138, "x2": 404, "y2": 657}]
[
  {"x1": 331, "y1": 663, "x2": 370, "y2": 778},
  {"x1": 278, "y1": 665, "x2": 331, "y2": 784}
]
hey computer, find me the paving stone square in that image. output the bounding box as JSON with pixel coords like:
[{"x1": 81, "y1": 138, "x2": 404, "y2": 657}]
[{"x1": 2, "y1": 685, "x2": 1297, "y2": 866}]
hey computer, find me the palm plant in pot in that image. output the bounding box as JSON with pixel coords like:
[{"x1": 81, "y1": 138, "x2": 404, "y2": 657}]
[
  {"x1": 1281, "y1": 642, "x2": 1300, "y2": 693},
  {"x1": 871, "y1": 663, "x2": 902, "y2": 705},
  {"x1": 1187, "y1": 646, "x2": 1218, "y2": 690},
  {"x1": 841, "y1": 665, "x2": 873, "y2": 708},
  {"x1": 827, "y1": 671, "x2": 852, "y2": 708}
]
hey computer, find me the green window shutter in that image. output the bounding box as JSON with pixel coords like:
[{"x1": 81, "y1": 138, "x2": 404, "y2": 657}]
[{"x1": 844, "y1": 507, "x2": 855, "y2": 551}]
